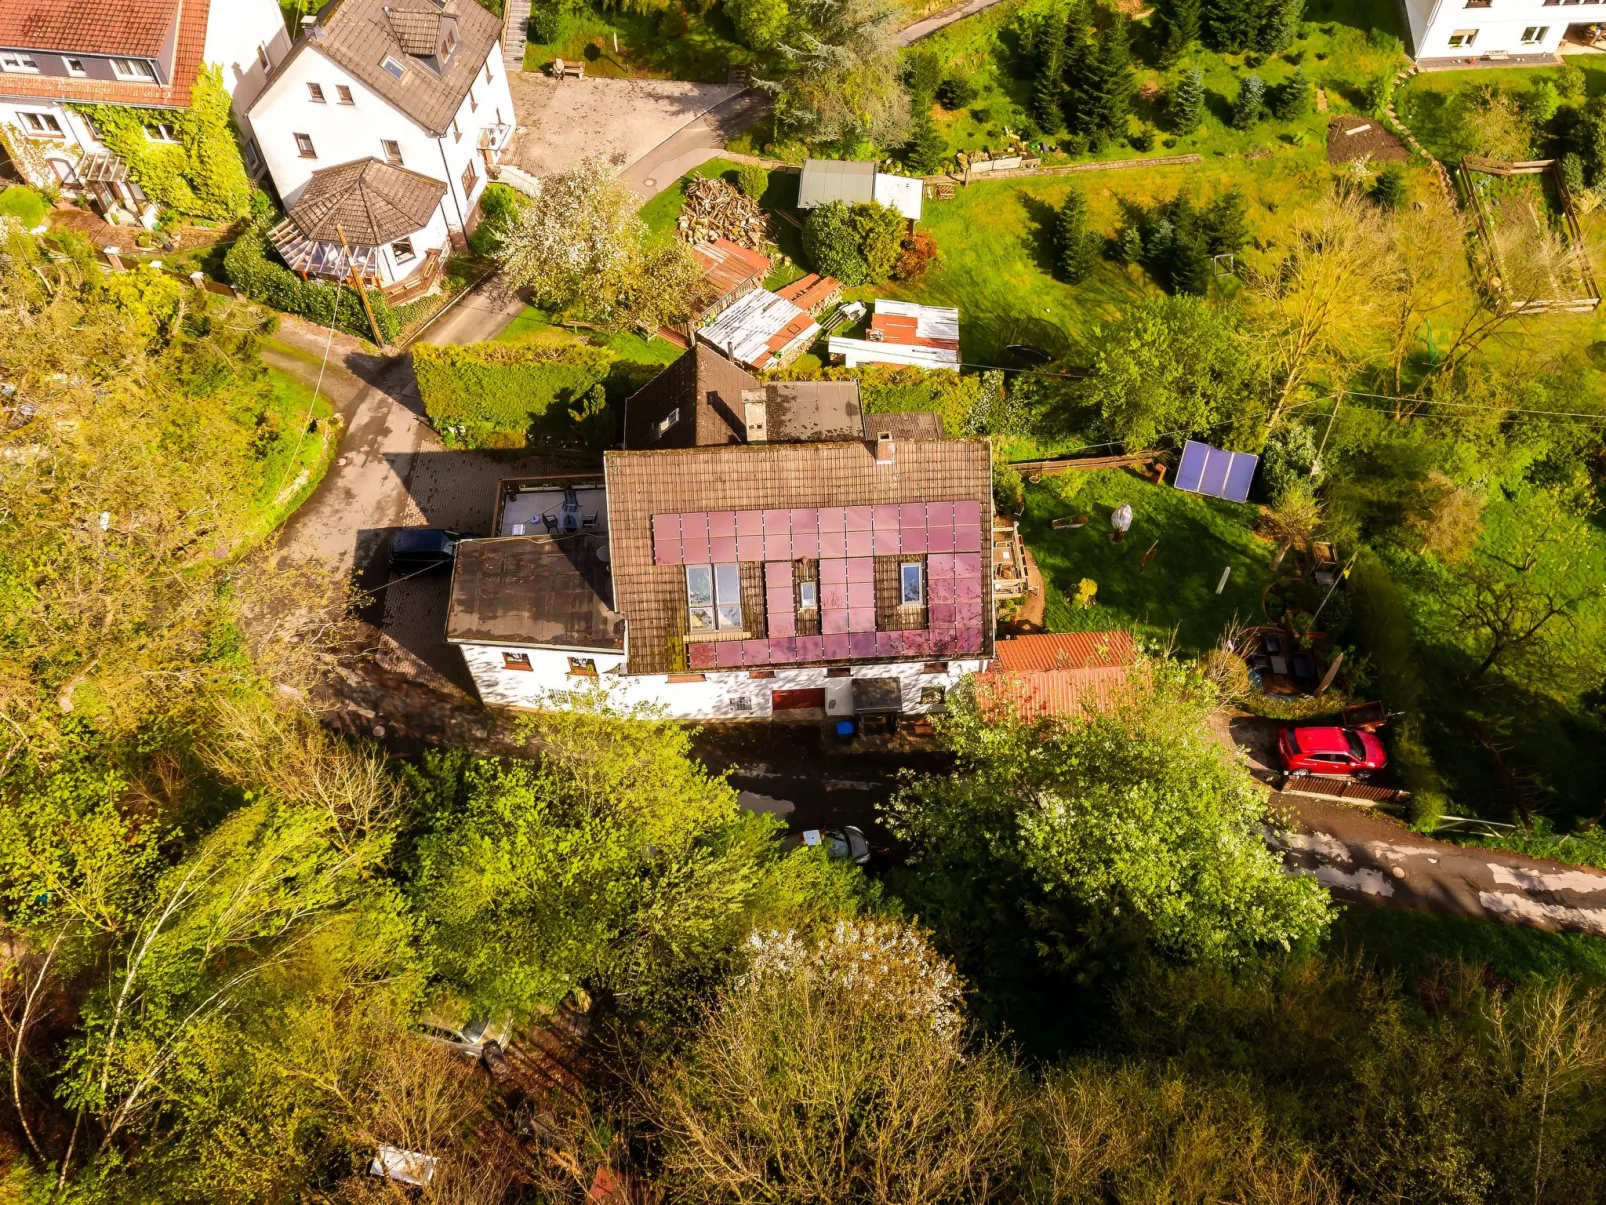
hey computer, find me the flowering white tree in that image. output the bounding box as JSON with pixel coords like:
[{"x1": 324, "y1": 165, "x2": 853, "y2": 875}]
[{"x1": 493, "y1": 158, "x2": 699, "y2": 330}]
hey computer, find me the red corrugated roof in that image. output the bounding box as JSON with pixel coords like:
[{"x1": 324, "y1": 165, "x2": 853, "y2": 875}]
[
  {"x1": 693, "y1": 238, "x2": 771, "y2": 300},
  {"x1": 776, "y1": 272, "x2": 841, "y2": 314},
  {"x1": 871, "y1": 312, "x2": 959, "y2": 351},
  {"x1": 991, "y1": 631, "x2": 1136, "y2": 673},
  {"x1": 0, "y1": 0, "x2": 208, "y2": 107}
]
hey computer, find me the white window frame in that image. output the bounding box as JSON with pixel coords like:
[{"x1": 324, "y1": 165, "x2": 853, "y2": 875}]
[
  {"x1": 798, "y1": 580, "x2": 818, "y2": 610},
  {"x1": 502, "y1": 651, "x2": 532, "y2": 671},
  {"x1": 651, "y1": 407, "x2": 679, "y2": 441},
  {"x1": 64, "y1": 57, "x2": 86, "y2": 76},
  {"x1": 145, "y1": 122, "x2": 179, "y2": 143},
  {"x1": 257, "y1": 44, "x2": 271, "y2": 70},
  {"x1": 901, "y1": 562, "x2": 924, "y2": 605},
  {"x1": 380, "y1": 55, "x2": 406, "y2": 80},
  {"x1": 461, "y1": 157, "x2": 478, "y2": 197},
  {"x1": 20, "y1": 111, "x2": 64, "y2": 137},
  {"x1": 242, "y1": 138, "x2": 262, "y2": 172},
  {"x1": 687, "y1": 564, "x2": 743, "y2": 633},
  {"x1": 391, "y1": 237, "x2": 416, "y2": 263},
  {"x1": 381, "y1": 139, "x2": 403, "y2": 165},
  {"x1": 1448, "y1": 29, "x2": 1478, "y2": 47},
  {"x1": 1, "y1": 51, "x2": 40, "y2": 74},
  {"x1": 1521, "y1": 24, "x2": 1549, "y2": 42},
  {"x1": 111, "y1": 57, "x2": 157, "y2": 81}
]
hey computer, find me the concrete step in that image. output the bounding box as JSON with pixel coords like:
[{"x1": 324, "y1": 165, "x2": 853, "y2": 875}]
[{"x1": 503, "y1": 0, "x2": 530, "y2": 71}]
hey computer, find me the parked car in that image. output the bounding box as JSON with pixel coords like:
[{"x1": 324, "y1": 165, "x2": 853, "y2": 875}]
[
  {"x1": 418, "y1": 1010, "x2": 512, "y2": 1063},
  {"x1": 1278, "y1": 726, "x2": 1388, "y2": 779},
  {"x1": 390, "y1": 528, "x2": 462, "y2": 572},
  {"x1": 783, "y1": 826, "x2": 871, "y2": 864}
]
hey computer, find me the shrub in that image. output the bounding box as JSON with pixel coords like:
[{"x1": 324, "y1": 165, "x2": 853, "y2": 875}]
[
  {"x1": 1260, "y1": 422, "x2": 1321, "y2": 500},
  {"x1": 1129, "y1": 125, "x2": 1156, "y2": 152},
  {"x1": 0, "y1": 185, "x2": 47, "y2": 228},
  {"x1": 527, "y1": 5, "x2": 562, "y2": 43},
  {"x1": 1269, "y1": 67, "x2": 1310, "y2": 121},
  {"x1": 894, "y1": 229, "x2": 938, "y2": 281},
  {"x1": 412, "y1": 340, "x2": 616, "y2": 448},
  {"x1": 736, "y1": 163, "x2": 769, "y2": 200},
  {"x1": 994, "y1": 461, "x2": 1025, "y2": 516},
  {"x1": 468, "y1": 182, "x2": 521, "y2": 255},
  {"x1": 1231, "y1": 74, "x2": 1265, "y2": 130},
  {"x1": 1362, "y1": 71, "x2": 1392, "y2": 117},
  {"x1": 935, "y1": 75, "x2": 977, "y2": 110},
  {"x1": 223, "y1": 221, "x2": 400, "y2": 343},
  {"x1": 904, "y1": 50, "x2": 942, "y2": 101},
  {"x1": 1371, "y1": 164, "x2": 1407, "y2": 210},
  {"x1": 902, "y1": 109, "x2": 947, "y2": 176},
  {"x1": 805, "y1": 199, "x2": 906, "y2": 285},
  {"x1": 853, "y1": 200, "x2": 906, "y2": 281}
]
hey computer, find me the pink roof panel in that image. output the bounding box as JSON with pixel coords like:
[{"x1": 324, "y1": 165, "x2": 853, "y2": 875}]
[
  {"x1": 848, "y1": 581, "x2": 874, "y2": 608},
  {"x1": 847, "y1": 557, "x2": 874, "y2": 583},
  {"x1": 846, "y1": 529, "x2": 874, "y2": 557},
  {"x1": 929, "y1": 553, "x2": 954, "y2": 577},
  {"x1": 928, "y1": 527, "x2": 954, "y2": 553},
  {"x1": 874, "y1": 527, "x2": 900, "y2": 555},
  {"x1": 737, "y1": 534, "x2": 764, "y2": 561},
  {"x1": 930, "y1": 603, "x2": 956, "y2": 625},
  {"x1": 771, "y1": 637, "x2": 799, "y2": 661},
  {"x1": 680, "y1": 512, "x2": 710, "y2": 539},
  {"x1": 736, "y1": 509, "x2": 763, "y2": 537},
  {"x1": 955, "y1": 552, "x2": 983, "y2": 577},
  {"x1": 742, "y1": 639, "x2": 771, "y2": 665},
  {"x1": 689, "y1": 642, "x2": 716, "y2": 669},
  {"x1": 873, "y1": 504, "x2": 899, "y2": 528},
  {"x1": 820, "y1": 558, "x2": 849, "y2": 584},
  {"x1": 956, "y1": 576, "x2": 983, "y2": 601},
  {"x1": 790, "y1": 508, "x2": 818, "y2": 532},
  {"x1": 903, "y1": 629, "x2": 931, "y2": 654},
  {"x1": 930, "y1": 577, "x2": 955, "y2": 604},
  {"x1": 797, "y1": 636, "x2": 825, "y2": 661},
  {"x1": 955, "y1": 524, "x2": 982, "y2": 553},
  {"x1": 849, "y1": 632, "x2": 876, "y2": 656},
  {"x1": 716, "y1": 641, "x2": 744, "y2": 668},
  {"x1": 846, "y1": 506, "x2": 873, "y2": 531},
  {"x1": 818, "y1": 530, "x2": 846, "y2": 559},
  {"x1": 876, "y1": 631, "x2": 905, "y2": 656},
  {"x1": 708, "y1": 511, "x2": 737, "y2": 538},
  {"x1": 683, "y1": 533, "x2": 710, "y2": 563},
  {"x1": 822, "y1": 584, "x2": 848, "y2": 609},
  {"x1": 848, "y1": 608, "x2": 875, "y2": 632},
  {"x1": 818, "y1": 507, "x2": 845, "y2": 533},
  {"x1": 710, "y1": 535, "x2": 737, "y2": 562},
  {"x1": 822, "y1": 608, "x2": 850, "y2": 633},
  {"x1": 926, "y1": 502, "x2": 954, "y2": 529},
  {"x1": 955, "y1": 500, "x2": 982, "y2": 526},
  {"x1": 900, "y1": 503, "x2": 926, "y2": 528},
  {"x1": 766, "y1": 560, "x2": 794, "y2": 586},
  {"x1": 823, "y1": 633, "x2": 851, "y2": 659},
  {"x1": 768, "y1": 612, "x2": 797, "y2": 637},
  {"x1": 901, "y1": 526, "x2": 928, "y2": 554}
]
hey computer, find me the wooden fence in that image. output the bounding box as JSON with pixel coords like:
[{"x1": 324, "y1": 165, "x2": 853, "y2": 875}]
[
  {"x1": 1457, "y1": 155, "x2": 1601, "y2": 315},
  {"x1": 927, "y1": 153, "x2": 1203, "y2": 189},
  {"x1": 1279, "y1": 773, "x2": 1411, "y2": 806},
  {"x1": 1010, "y1": 451, "x2": 1159, "y2": 478}
]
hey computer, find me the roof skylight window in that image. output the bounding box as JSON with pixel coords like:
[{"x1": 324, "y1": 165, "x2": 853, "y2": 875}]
[{"x1": 380, "y1": 55, "x2": 407, "y2": 80}]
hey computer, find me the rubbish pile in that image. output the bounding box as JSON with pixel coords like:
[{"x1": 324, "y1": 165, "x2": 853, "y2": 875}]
[{"x1": 676, "y1": 177, "x2": 774, "y2": 251}]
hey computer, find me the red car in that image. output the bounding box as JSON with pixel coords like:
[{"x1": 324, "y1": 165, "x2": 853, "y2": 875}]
[{"x1": 1278, "y1": 726, "x2": 1388, "y2": 779}]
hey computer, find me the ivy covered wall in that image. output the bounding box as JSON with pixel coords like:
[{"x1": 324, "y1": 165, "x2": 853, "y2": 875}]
[{"x1": 73, "y1": 66, "x2": 252, "y2": 221}]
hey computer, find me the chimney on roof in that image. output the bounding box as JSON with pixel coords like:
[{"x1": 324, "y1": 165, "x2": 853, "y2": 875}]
[
  {"x1": 742, "y1": 389, "x2": 768, "y2": 443},
  {"x1": 875, "y1": 430, "x2": 895, "y2": 466}
]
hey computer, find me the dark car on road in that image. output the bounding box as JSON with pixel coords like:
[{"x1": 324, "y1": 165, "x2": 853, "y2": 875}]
[
  {"x1": 1278, "y1": 725, "x2": 1388, "y2": 780},
  {"x1": 390, "y1": 528, "x2": 462, "y2": 572}
]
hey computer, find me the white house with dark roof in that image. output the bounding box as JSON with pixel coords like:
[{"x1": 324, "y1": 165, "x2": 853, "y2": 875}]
[
  {"x1": 0, "y1": 0, "x2": 289, "y2": 207},
  {"x1": 246, "y1": 0, "x2": 515, "y2": 271}
]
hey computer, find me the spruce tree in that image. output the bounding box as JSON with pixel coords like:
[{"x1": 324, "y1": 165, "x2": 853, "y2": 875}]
[
  {"x1": 1256, "y1": 0, "x2": 1302, "y2": 54},
  {"x1": 1060, "y1": 0, "x2": 1092, "y2": 137},
  {"x1": 1231, "y1": 73, "x2": 1265, "y2": 130},
  {"x1": 1269, "y1": 67, "x2": 1310, "y2": 121},
  {"x1": 1169, "y1": 67, "x2": 1205, "y2": 134},
  {"x1": 1055, "y1": 190, "x2": 1101, "y2": 282},
  {"x1": 1032, "y1": 9, "x2": 1068, "y2": 133},
  {"x1": 1077, "y1": 14, "x2": 1134, "y2": 147},
  {"x1": 1157, "y1": 0, "x2": 1203, "y2": 64},
  {"x1": 1204, "y1": 0, "x2": 1257, "y2": 52},
  {"x1": 903, "y1": 108, "x2": 947, "y2": 175}
]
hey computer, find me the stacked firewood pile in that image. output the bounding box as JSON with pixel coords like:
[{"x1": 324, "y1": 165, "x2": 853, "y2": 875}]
[{"x1": 675, "y1": 177, "x2": 774, "y2": 251}]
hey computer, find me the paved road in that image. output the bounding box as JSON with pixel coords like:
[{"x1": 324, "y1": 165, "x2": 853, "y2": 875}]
[
  {"x1": 898, "y1": 0, "x2": 1012, "y2": 44},
  {"x1": 623, "y1": 89, "x2": 774, "y2": 198}
]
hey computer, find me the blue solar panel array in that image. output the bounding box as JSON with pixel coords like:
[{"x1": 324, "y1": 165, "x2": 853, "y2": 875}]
[{"x1": 1174, "y1": 440, "x2": 1258, "y2": 504}]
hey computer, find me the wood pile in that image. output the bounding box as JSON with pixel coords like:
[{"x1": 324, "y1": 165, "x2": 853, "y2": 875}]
[{"x1": 676, "y1": 177, "x2": 774, "y2": 251}]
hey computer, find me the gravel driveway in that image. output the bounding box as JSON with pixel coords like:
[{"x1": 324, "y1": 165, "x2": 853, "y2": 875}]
[{"x1": 504, "y1": 73, "x2": 742, "y2": 179}]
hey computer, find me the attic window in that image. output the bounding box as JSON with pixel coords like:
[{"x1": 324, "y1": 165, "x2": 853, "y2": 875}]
[
  {"x1": 2, "y1": 52, "x2": 40, "y2": 73},
  {"x1": 442, "y1": 28, "x2": 457, "y2": 57},
  {"x1": 381, "y1": 54, "x2": 407, "y2": 80},
  {"x1": 307, "y1": 82, "x2": 327, "y2": 103},
  {"x1": 65, "y1": 58, "x2": 87, "y2": 76},
  {"x1": 651, "y1": 408, "x2": 679, "y2": 442},
  {"x1": 111, "y1": 57, "x2": 157, "y2": 81},
  {"x1": 687, "y1": 564, "x2": 743, "y2": 633}
]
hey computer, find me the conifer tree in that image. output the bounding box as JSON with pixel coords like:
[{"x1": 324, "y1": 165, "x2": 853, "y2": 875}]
[
  {"x1": 1156, "y1": 0, "x2": 1203, "y2": 64},
  {"x1": 1269, "y1": 66, "x2": 1310, "y2": 121},
  {"x1": 1257, "y1": 0, "x2": 1302, "y2": 54},
  {"x1": 903, "y1": 107, "x2": 947, "y2": 175},
  {"x1": 1231, "y1": 73, "x2": 1265, "y2": 130},
  {"x1": 1203, "y1": 0, "x2": 1257, "y2": 51},
  {"x1": 1032, "y1": 9, "x2": 1068, "y2": 132},
  {"x1": 1168, "y1": 66, "x2": 1205, "y2": 134},
  {"x1": 1055, "y1": 189, "x2": 1101, "y2": 282},
  {"x1": 1077, "y1": 14, "x2": 1134, "y2": 148},
  {"x1": 1059, "y1": 0, "x2": 1092, "y2": 136}
]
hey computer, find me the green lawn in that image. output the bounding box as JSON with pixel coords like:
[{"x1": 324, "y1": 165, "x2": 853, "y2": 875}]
[
  {"x1": 522, "y1": 2, "x2": 747, "y2": 82},
  {"x1": 1394, "y1": 58, "x2": 1606, "y2": 165},
  {"x1": 495, "y1": 306, "x2": 684, "y2": 365},
  {"x1": 1021, "y1": 467, "x2": 1275, "y2": 651},
  {"x1": 250, "y1": 366, "x2": 336, "y2": 538},
  {"x1": 1334, "y1": 906, "x2": 1606, "y2": 985}
]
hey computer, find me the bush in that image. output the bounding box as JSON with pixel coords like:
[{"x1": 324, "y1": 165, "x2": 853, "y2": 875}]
[
  {"x1": 412, "y1": 340, "x2": 616, "y2": 448},
  {"x1": 894, "y1": 229, "x2": 939, "y2": 281},
  {"x1": 1129, "y1": 125, "x2": 1156, "y2": 152},
  {"x1": 527, "y1": 5, "x2": 562, "y2": 43},
  {"x1": 935, "y1": 75, "x2": 977, "y2": 110},
  {"x1": 467, "y1": 182, "x2": 521, "y2": 255},
  {"x1": 1362, "y1": 71, "x2": 1392, "y2": 117},
  {"x1": 1260, "y1": 422, "x2": 1321, "y2": 500},
  {"x1": 803, "y1": 199, "x2": 906, "y2": 285},
  {"x1": 223, "y1": 222, "x2": 400, "y2": 343},
  {"x1": 736, "y1": 164, "x2": 769, "y2": 200},
  {"x1": 0, "y1": 186, "x2": 47, "y2": 228},
  {"x1": 904, "y1": 50, "x2": 942, "y2": 101},
  {"x1": 1371, "y1": 164, "x2": 1406, "y2": 210}
]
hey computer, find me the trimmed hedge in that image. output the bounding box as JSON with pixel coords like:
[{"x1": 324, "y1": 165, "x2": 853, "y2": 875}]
[
  {"x1": 224, "y1": 221, "x2": 401, "y2": 344},
  {"x1": 412, "y1": 340, "x2": 616, "y2": 448}
]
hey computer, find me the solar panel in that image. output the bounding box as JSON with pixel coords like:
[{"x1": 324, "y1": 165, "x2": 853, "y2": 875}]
[
  {"x1": 737, "y1": 534, "x2": 763, "y2": 561},
  {"x1": 768, "y1": 612, "x2": 796, "y2": 637},
  {"x1": 876, "y1": 632, "x2": 904, "y2": 656},
  {"x1": 901, "y1": 526, "x2": 928, "y2": 553},
  {"x1": 716, "y1": 642, "x2": 743, "y2": 668},
  {"x1": 819, "y1": 507, "x2": 845, "y2": 533},
  {"x1": 742, "y1": 639, "x2": 771, "y2": 665},
  {"x1": 823, "y1": 633, "x2": 851, "y2": 659},
  {"x1": 954, "y1": 552, "x2": 983, "y2": 578},
  {"x1": 822, "y1": 584, "x2": 848, "y2": 609},
  {"x1": 708, "y1": 511, "x2": 737, "y2": 538},
  {"x1": 711, "y1": 535, "x2": 737, "y2": 562},
  {"x1": 874, "y1": 527, "x2": 900, "y2": 555},
  {"x1": 823, "y1": 609, "x2": 849, "y2": 634},
  {"x1": 873, "y1": 504, "x2": 899, "y2": 529},
  {"x1": 849, "y1": 632, "x2": 876, "y2": 656},
  {"x1": 845, "y1": 529, "x2": 874, "y2": 557},
  {"x1": 847, "y1": 557, "x2": 874, "y2": 583},
  {"x1": 955, "y1": 524, "x2": 982, "y2": 553},
  {"x1": 1174, "y1": 440, "x2": 1259, "y2": 504},
  {"x1": 736, "y1": 509, "x2": 763, "y2": 536},
  {"x1": 689, "y1": 642, "x2": 715, "y2": 669},
  {"x1": 847, "y1": 581, "x2": 874, "y2": 609},
  {"x1": 797, "y1": 635, "x2": 825, "y2": 661},
  {"x1": 846, "y1": 506, "x2": 873, "y2": 531},
  {"x1": 820, "y1": 558, "x2": 848, "y2": 584},
  {"x1": 928, "y1": 553, "x2": 954, "y2": 578},
  {"x1": 928, "y1": 527, "x2": 954, "y2": 553}
]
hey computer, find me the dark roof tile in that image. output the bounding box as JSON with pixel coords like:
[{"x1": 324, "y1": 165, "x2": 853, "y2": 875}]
[{"x1": 287, "y1": 157, "x2": 447, "y2": 245}]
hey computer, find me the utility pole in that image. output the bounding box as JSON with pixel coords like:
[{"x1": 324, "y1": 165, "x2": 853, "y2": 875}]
[{"x1": 335, "y1": 223, "x2": 386, "y2": 349}]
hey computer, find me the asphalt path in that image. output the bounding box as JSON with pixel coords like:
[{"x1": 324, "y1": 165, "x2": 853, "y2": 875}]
[{"x1": 622, "y1": 89, "x2": 775, "y2": 198}]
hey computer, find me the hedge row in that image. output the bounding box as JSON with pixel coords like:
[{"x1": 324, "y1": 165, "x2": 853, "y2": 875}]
[
  {"x1": 224, "y1": 221, "x2": 401, "y2": 344},
  {"x1": 412, "y1": 340, "x2": 616, "y2": 448}
]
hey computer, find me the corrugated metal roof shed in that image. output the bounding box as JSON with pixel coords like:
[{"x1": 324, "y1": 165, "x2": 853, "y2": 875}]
[
  {"x1": 872, "y1": 172, "x2": 924, "y2": 220},
  {"x1": 828, "y1": 337, "x2": 959, "y2": 371},
  {"x1": 797, "y1": 159, "x2": 877, "y2": 209},
  {"x1": 699, "y1": 289, "x2": 819, "y2": 371}
]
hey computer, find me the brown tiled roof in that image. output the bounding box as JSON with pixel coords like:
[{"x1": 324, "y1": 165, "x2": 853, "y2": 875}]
[
  {"x1": 604, "y1": 439, "x2": 993, "y2": 674},
  {"x1": 0, "y1": 0, "x2": 207, "y2": 108},
  {"x1": 446, "y1": 535, "x2": 624, "y2": 652},
  {"x1": 624, "y1": 345, "x2": 866, "y2": 449},
  {"x1": 278, "y1": 0, "x2": 502, "y2": 137},
  {"x1": 383, "y1": 7, "x2": 441, "y2": 55},
  {"x1": 623, "y1": 343, "x2": 757, "y2": 450},
  {"x1": 287, "y1": 157, "x2": 447, "y2": 245},
  {"x1": 864, "y1": 411, "x2": 944, "y2": 441},
  {"x1": 0, "y1": 0, "x2": 179, "y2": 57}
]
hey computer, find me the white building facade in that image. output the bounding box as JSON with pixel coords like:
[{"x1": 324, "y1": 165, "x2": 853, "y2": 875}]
[
  {"x1": 246, "y1": 0, "x2": 515, "y2": 251},
  {"x1": 1403, "y1": 0, "x2": 1567, "y2": 63}
]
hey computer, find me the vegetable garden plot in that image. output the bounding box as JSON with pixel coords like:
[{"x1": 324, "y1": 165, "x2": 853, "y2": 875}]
[{"x1": 1458, "y1": 157, "x2": 1601, "y2": 314}]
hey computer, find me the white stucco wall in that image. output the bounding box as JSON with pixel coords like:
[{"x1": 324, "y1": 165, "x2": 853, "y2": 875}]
[
  {"x1": 455, "y1": 643, "x2": 983, "y2": 720},
  {"x1": 204, "y1": 0, "x2": 294, "y2": 130},
  {"x1": 247, "y1": 38, "x2": 514, "y2": 236},
  {"x1": 1405, "y1": 0, "x2": 1566, "y2": 59}
]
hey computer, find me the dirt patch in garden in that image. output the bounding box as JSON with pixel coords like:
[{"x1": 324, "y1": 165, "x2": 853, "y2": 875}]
[{"x1": 1325, "y1": 115, "x2": 1408, "y2": 165}]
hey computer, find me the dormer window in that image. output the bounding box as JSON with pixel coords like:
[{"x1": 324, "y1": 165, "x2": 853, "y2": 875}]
[
  {"x1": 111, "y1": 58, "x2": 157, "y2": 81},
  {"x1": 442, "y1": 28, "x2": 457, "y2": 58},
  {"x1": 651, "y1": 408, "x2": 679, "y2": 442},
  {"x1": 65, "y1": 58, "x2": 87, "y2": 76},
  {"x1": 1, "y1": 52, "x2": 40, "y2": 74},
  {"x1": 380, "y1": 55, "x2": 406, "y2": 80}
]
